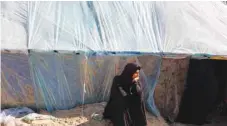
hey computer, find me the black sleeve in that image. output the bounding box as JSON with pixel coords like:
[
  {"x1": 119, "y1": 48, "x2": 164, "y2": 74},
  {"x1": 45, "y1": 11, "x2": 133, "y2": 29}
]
[
  {"x1": 118, "y1": 85, "x2": 127, "y2": 97},
  {"x1": 112, "y1": 76, "x2": 128, "y2": 97},
  {"x1": 130, "y1": 81, "x2": 142, "y2": 95}
]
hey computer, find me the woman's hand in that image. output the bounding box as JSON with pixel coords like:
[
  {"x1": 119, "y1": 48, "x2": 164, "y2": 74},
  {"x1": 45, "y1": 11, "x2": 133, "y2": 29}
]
[{"x1": 133, "y1": 77, "x2": 139, "y2": 83}]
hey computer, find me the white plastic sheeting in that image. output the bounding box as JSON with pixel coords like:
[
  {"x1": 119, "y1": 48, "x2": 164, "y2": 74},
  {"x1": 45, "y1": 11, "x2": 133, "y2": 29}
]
[
  {"x1": 163, "y1": 2, "x2": 227, "y2": 54},
  {"x1": 0, "y1": 107, "x2": 34, "y2": 125},
  {"x1": 1, "y1": 1, "x2": 227, "y2": 55},
  {"x1": 1, "y1": 2, "x2": 28, "y2": 49}
]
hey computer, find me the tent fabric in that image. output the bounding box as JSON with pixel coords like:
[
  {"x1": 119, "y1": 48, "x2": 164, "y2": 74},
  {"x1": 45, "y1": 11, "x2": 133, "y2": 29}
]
[
  {"x1": 1, "y1": 1, "x2": 227, "y2": 122},
  {"x1": 28, "y1": 51, "x2": 84, "y2": 111},
  {"x1": 1, "y1": 51, "x2": 189, "y2": 119},
  {"x1": 1, "y1": 1, "x2": 227, "y2": 54},
  {"x1": 1, "y1": 52, "x2": 34, "y2": 107},
  {"x1": 155, "y1": 57, "x2": 190, "y2": 120}
]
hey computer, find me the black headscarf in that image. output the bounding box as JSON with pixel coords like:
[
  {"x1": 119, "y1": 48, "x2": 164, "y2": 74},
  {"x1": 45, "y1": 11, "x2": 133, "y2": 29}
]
[{"x1": 120, "y1": 63, "x2": 141, "y2": 87}]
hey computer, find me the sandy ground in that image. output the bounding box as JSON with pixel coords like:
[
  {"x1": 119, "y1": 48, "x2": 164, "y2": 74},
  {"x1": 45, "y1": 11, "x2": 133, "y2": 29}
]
[{"x1": 2, "y1": 102, "x2": 227, "y2": 126}]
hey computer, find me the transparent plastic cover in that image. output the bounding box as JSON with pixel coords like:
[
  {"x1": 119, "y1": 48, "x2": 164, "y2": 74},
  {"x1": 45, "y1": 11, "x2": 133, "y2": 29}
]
[{"x1": 1, "y1": 1, "x2": 227, "y2": 54}]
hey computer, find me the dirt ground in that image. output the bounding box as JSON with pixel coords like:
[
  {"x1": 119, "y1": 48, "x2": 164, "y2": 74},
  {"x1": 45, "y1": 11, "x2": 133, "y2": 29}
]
[{"x1": 2, "y1": 102, "x2": 227, "y2": 126}]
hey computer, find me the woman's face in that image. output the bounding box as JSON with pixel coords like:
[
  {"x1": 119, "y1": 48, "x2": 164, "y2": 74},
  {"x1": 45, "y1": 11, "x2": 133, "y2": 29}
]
[{"x1": 132, "y1": 70, "x2": 140, "y2": 79}]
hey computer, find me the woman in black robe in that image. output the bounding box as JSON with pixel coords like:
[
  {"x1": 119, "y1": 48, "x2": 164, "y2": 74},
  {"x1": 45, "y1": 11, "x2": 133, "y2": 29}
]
[{"x1": 103, "y1": 63, "x2": 147, "y2": 126}]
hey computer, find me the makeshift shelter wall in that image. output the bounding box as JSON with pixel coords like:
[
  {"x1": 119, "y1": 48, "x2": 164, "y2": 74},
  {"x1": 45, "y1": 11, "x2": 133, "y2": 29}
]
[
  {"x1": 155, "y1": 58, "x2": 190, "y2": 120},
  {"x1": 1, "y1": 51, "x2": 189, "y2": 119},
  {"x1": 3, "y1": 1, "x2": 227, "y2": 120},
  {"x1": 1, "y1": 52, "x2": 34, "y2": 107}
]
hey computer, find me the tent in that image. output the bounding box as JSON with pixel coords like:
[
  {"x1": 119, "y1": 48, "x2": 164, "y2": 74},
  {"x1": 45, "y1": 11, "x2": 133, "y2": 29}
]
[{"x1": 1, "y1": 1, "x2": 227, "y2": 125}]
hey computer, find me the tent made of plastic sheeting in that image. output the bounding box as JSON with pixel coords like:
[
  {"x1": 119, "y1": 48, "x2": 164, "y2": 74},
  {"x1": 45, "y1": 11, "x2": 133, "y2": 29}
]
[
  {"x1": 1, "y1": 1, "x2": 227, "y2": 54},
  {"x1": 1, "y1": 1, "x2": 227, "y2": 124},
  {"x1": 1, "y1": 50, "x2": 191, "y2": 119}
]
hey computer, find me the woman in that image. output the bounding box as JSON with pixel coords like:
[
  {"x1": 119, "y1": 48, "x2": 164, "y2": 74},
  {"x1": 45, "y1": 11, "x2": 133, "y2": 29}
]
[{"x1": 103, "y1": 63, "x2": 147, "y2": 126}]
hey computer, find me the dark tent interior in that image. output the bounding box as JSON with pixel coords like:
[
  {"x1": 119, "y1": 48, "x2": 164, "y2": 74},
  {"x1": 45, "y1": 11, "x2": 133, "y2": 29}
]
[{"x1": 176, "y1": 59, "x2": 227, "y2": 125}]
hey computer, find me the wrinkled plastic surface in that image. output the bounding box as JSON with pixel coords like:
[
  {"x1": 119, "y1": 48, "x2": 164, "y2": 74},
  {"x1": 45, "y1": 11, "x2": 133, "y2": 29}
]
[
  {"x1": 1, "y1": 1, "x2": 225, "y2": 120},
  {"x1": 1, "y1": 1, "x2": 227, "y2": 54},
  {"x1": 0, "y1": 107, "x2": 34, "y2": 119},
  {"x1": 28, "y1": 51, "x2": 160, "y2": 112},
  {"x1": 0, "y1": 107, "x2": 34, "y2": 126},
  {"x1": 1, "y1": 51, "x2": 190, "y2": 120},
  {"x1": 1, "y1": 52, "x2": 34, "y2": 107}
]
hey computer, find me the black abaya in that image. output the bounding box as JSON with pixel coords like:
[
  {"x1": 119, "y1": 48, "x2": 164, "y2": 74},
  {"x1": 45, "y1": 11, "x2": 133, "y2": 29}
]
[
  {"x1": 128, "y1": 81, "x2": 147, "y2": 126},
  {"x1": 103, "y1": 63, "x2": 147, "y2": 126},
  {"x1": 103, "y1": 76, "x2": 132, "y2": 126}
]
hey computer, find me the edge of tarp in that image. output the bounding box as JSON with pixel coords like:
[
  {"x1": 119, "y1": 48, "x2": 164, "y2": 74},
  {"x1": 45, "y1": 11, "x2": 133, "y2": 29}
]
[{"x1": 1, "y1": 49, "x2": 227, "y2": 60}]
